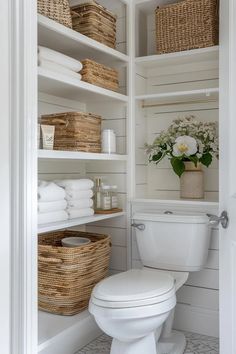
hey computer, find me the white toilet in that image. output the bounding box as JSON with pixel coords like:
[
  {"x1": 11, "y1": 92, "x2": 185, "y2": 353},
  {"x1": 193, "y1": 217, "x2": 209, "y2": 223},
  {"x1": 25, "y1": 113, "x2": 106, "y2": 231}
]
[{"x1": 89, "y1": 210, "x2": 211, "y2": 354}]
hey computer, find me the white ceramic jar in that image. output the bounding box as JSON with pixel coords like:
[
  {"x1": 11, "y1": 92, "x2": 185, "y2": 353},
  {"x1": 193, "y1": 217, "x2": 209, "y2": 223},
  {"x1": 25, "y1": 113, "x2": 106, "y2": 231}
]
[{"x1": 102, "y1": 129, "x2": 116, "y2": 154}]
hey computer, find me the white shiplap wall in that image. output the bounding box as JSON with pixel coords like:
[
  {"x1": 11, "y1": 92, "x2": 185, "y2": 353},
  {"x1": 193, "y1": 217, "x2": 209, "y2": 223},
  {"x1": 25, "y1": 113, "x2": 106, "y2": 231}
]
[{"x1": 134, "y1": 17, "x2": 219, "y2": 336}]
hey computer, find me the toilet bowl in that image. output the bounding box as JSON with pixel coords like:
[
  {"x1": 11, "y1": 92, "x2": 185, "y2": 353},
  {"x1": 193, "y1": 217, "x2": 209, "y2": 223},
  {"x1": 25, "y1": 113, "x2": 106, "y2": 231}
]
[
  {"x1": 89, "y1": 210, "x2": 211, "y2": 354},
  {"x1": 89, "y1": 268, "x2": 176, "y2": 354}
]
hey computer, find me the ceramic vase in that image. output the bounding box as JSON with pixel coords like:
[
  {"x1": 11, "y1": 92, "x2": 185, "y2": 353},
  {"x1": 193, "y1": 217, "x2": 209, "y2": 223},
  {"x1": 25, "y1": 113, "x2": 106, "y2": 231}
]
[{"x1": 180, "y1": 162, "x2": 204, "y2": 199}]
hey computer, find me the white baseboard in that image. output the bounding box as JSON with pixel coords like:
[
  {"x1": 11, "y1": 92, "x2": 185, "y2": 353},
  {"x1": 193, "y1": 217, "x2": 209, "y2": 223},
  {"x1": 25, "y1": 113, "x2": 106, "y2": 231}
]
[
  {"x1": 38, "y1": 310, "x2": 102, "y2": 354},
  {"x1": 174, "y1": 303, "x2": 219, "y2": 338}
]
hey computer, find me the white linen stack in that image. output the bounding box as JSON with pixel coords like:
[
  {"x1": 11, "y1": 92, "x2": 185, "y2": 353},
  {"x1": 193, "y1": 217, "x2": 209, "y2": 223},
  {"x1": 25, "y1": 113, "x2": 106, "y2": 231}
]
[
  {"x1": 56, "y1": 179, "x2": 94, "y2": 219},
  {"x1": 38, "y1": 181, "x2": 68, "y2": 225},
  {"x1": 38, "y1": 46, "x2": 83, "y2": 80}
]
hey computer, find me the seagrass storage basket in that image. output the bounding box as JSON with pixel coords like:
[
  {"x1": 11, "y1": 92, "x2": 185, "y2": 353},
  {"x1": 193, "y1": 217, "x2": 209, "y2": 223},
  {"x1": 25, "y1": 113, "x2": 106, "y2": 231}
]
[
  {"x1": 40, "y1": 111, "x2": 101, "y2": 153},
  {"x1": 38, "y1": 230, "x2": 111, "y2": 315},
  {"x1": 71, "y1": 1, "x2": 116, "y2": 49},
  {"x1": 81, "y1": 59, "x2": 119, "y2": 92},
  {"x1": 38, "y1": 0, "x2": 72, "y2": 28},
  {"x1": 155, "y1": 0, "x2": 219, "y2": 54}
]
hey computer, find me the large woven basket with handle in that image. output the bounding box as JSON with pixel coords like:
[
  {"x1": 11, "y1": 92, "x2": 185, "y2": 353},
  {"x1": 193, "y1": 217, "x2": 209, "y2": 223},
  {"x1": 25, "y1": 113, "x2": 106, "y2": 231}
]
[
  {"x1": 38, "y1": 0, "x2": 72, "y2": 28},
  {"x1": 40, "y1": 111, "x2": 102, "y2": 153},
  {"x1": 155, "y1": 0, "x2": 219, "y2": 54},
  {"x1": 38, "y1": 230, "x2": 111, "y2": 315}
]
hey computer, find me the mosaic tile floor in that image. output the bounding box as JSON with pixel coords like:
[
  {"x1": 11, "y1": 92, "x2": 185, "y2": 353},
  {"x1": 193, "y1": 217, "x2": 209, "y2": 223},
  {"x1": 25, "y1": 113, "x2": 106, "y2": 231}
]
[{"x1": 77, "y1": 331, "x2": 219, "y2": 354}]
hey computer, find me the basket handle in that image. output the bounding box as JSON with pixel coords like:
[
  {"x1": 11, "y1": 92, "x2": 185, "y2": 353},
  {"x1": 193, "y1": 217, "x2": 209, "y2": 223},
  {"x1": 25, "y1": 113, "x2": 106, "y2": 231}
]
[
  {"x1": 38, "y1": 256, "x2": 63, "y2": 264},
  {"x1": 51, "y1": 118, "x2": 69, "y2": 128}
]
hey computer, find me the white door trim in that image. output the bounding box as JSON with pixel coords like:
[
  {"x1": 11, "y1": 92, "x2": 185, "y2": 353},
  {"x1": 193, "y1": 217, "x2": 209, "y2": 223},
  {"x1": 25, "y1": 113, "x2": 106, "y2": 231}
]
[
  {"x1": 8, "y1": 0, "x2": 38, "y2": 353},
  {"x1": 219, "y1": 0, "x2": 236, "y2": 353},
  {"x1": 0, "y1": 1, "x2": 12, "y2": 352}
]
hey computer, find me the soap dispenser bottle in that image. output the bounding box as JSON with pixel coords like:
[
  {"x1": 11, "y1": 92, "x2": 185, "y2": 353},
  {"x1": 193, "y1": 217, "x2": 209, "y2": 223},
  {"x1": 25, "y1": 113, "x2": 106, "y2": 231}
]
[{"x1": 94, "y1": 178, "x2": 102, "y2": 211}]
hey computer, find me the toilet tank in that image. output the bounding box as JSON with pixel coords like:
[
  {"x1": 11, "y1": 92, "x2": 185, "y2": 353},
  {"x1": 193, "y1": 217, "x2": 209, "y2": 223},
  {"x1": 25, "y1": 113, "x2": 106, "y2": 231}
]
[{"x1": 133, "y1": 211, "x2": 211, "y2": 272}]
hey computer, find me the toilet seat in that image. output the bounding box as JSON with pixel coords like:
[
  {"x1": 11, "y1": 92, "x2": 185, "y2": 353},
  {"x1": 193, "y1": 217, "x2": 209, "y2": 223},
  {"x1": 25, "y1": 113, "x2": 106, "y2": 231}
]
[{"x1": 91, "y1": 269, "x2": 175, "y2": 308}]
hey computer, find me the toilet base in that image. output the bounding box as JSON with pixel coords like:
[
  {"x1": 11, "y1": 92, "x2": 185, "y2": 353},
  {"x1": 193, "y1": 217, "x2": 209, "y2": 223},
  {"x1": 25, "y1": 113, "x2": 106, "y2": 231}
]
[
  {"x1": 157, "y1": 330, "x2": 186, "y2": 354},
  {"x1": 111, "y1": 332, "x2": 157, "y2": 354}
]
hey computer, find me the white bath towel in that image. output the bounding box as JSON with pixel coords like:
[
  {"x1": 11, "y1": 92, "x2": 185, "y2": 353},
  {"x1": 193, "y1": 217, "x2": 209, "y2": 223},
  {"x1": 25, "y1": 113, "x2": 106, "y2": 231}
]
[
  {"x1": 67, "y1": 198, "x2": 93, "y2": 209},
  {"x1": 65, "y1": 189, "x2": 93, "y2": 200},
  {"x1": 38, "y1": 59, "x2": 82, "y2": 80},
  {"x1": 38, "y1": 182, "x2": 66, "y2": 202},
  {"x1": 38, "y1": 200, "x2": 67, "y2": 213},
  {"x1": 56, "y1": 179, "x2": 94, "y2": 190},
  {"x1": 38, "y1": 46, "x2": 83, "y2": 72},
  {"x1": 38, "y1": 210, "x2": 68, "y2": 225},
  {"x1": 66, "y1": 208, "x2": 94, "y2": 219}
]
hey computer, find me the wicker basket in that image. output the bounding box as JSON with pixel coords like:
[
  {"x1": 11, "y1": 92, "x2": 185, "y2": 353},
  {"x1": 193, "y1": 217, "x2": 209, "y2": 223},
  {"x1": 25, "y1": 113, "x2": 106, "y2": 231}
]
[
  {"x1": 38, "y1": 230, "x2": 111, "y2": 315},
  {"x1": 40, "y1": 111, "x2": 101, "y2": 153},
  {"x1": 71, "y1": 1, "x2": 116, "y2": 49},
  {"x1": 155, "y1": 0, "x2": 219, "y2": 54},
  {"x1": 38, "y1": 0, "x2": 72, "y2": 28},
  {"x1": 81, "y1": 59, "x2": 119, "y2": 92}
]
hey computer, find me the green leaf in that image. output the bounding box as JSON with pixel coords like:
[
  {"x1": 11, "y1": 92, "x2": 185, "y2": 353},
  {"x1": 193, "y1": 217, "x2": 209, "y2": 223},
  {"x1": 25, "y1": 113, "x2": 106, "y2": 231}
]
[
  {"x1": 188, "y1": 155, "x2": 199, "y2": 167},
  {"x1": 200, "y1": 153, "x2": 212, "y2": 167},
  {"x1": 170, "y1": 157, "x2": 185, "y2": 177},
  {"x1": 152, "y1": 152, "x2": 163, "y2": 162}
]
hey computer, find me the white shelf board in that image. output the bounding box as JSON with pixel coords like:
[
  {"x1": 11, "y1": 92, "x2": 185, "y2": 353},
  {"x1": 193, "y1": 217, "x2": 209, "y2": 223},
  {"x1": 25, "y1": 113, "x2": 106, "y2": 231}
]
[
  {"x1": 38, "y1": 149, "x2": 128, "y2": 161},
  {"x1": 135, "y1": 88, "x2": 219, "y2": 105},
  {"x1": 132, "y1": 198, "x2": 219, "y2": 207},
  {"x1": 38, "y1": 67, "x2": 128, "y2": 103},
  {"x1": 135, "y1": 46, "x2": 219, "y2": 69},
  {"x1": 38, "y1": 212, "x2": 125, "y2": 233},
  {"x1": 38, "y1": 310, "x2": 101, "y2": 353},
  {"x1": 38, "y1": 14, "x2": 128, "y2": 66}
]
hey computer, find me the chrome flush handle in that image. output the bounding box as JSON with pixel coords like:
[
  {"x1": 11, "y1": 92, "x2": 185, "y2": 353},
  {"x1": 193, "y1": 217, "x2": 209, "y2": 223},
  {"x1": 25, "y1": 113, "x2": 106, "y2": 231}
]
[
  {"x1": 131, "y1": 223, "x2": 145, "y2": 231},
  {"x1": 207, "y1": 211, "x2": 229, "y2": 229}
]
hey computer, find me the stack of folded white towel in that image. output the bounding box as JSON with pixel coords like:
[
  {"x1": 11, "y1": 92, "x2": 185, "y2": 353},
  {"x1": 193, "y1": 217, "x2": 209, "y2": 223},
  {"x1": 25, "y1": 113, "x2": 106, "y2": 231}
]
[
  {"x1": 38, "y1": 46, "x2": 83, "y2": 80},
  {"x1": 56, "y1": 179, "x2": 94, "y2": 219},
  {"x1": 38, "y1": 181, "x2": 68, "y2": 225}
]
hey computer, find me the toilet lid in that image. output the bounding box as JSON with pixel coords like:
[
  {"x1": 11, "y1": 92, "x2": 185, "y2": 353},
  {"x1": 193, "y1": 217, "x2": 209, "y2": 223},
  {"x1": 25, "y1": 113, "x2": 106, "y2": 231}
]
[{"x1": 92, "y1": 269, "x2": 175, "y2": 306}]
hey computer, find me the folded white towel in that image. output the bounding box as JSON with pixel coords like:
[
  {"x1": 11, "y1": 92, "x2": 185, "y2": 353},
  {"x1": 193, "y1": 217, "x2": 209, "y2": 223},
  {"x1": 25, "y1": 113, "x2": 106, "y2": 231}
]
[
  {"x1": 38, "y1": 46, "x2": 83, "y2": 72},
  {"x1": 38, "y1": 200, "x2": 67, "y2": 213},
  {"x1": 38, "y1": 182, "x2": 66, "y2": 202},
  {"x1": 66, "y1": 208, "x2": 94, "y2": 219},
  {"x1": 56, "y1": 179, "x2": 94, "y2": 190},
  {"x1": 65, "y1": 189, "x2": 93, "y2": 200},
  {"x1": 38, "y1": 59, "x2": 82, "y2": 80},
  {"x1": 67, "y1": 198, "x2": 93, "y2": 209},
  {"x1": 38, "y1": 210, "x2": 68, "y2": 225}
]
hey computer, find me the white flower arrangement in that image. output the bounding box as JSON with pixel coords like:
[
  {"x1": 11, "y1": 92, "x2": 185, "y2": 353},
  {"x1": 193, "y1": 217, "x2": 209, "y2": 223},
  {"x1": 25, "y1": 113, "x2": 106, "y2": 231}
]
[{"x1": 145, "y1": 115, "x2": 219, "y2": 177}]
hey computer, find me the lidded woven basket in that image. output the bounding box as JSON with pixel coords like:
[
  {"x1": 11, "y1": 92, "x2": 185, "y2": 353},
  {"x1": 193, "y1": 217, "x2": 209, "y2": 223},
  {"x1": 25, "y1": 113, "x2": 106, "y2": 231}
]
[
  {"x1": 155, "y1": 0, "x2": 219, "y2": 54},
  {"x1": 40, "y1": 111, "x2": 102, "y2": 153},
  {"x1": 71, "y1": 0, "x2": 117, "y2": 49},
  {"x1": 38, "y1": 230, "x2": 111, "y2": 315},
  {"x1": 81, "y1": 59, "x2": 119, "y2": 92},
  {"x1": 38, "y1": 0, "x2": 72, "y2": 28}
]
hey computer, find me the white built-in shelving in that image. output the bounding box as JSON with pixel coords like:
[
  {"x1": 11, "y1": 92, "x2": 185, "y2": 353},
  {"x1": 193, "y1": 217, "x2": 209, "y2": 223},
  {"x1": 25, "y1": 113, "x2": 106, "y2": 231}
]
[
  {"x1": 135, "y1": 46, "x2": 219, "y2": 69},
  {"x1": 38, "y1": 212, "x2": 125, "y2": 233},
  {"x1": 38, "y1": 149, "x2": 128, "y2": 162},
  {"x1": 38, "y1": 67, "x2": 128, "y2": 102},
  {"x1": 37, "y1": 4, "x2": 130, "y2": 351},
  {"x1": 135, "y1": 88, "x2": 219, "y2": 105},
  {"x1": 38, "y1": 14, "x2": 128, "y2": 66}
]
